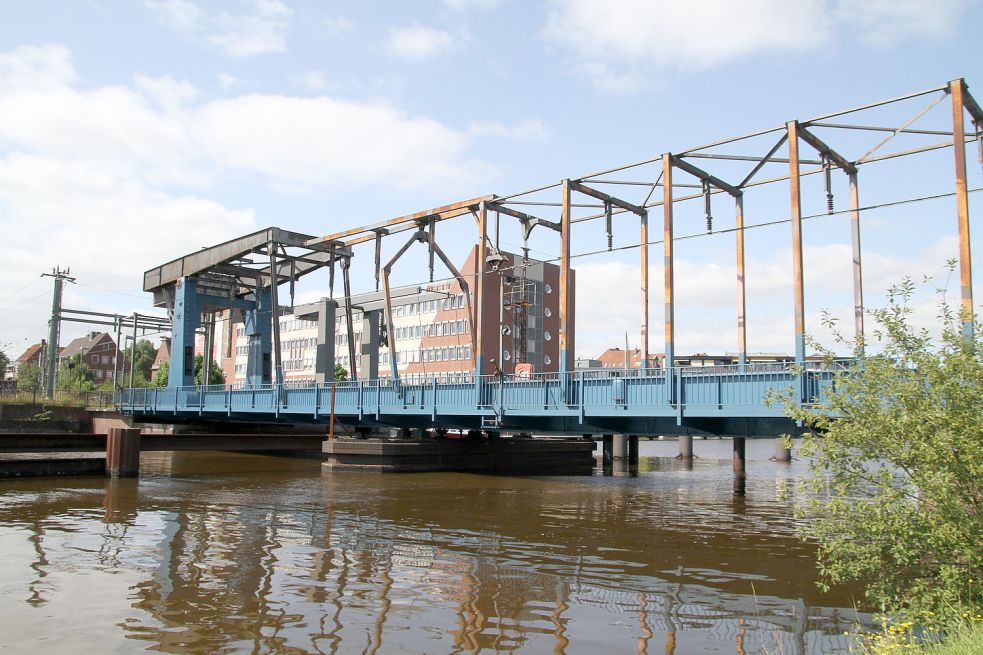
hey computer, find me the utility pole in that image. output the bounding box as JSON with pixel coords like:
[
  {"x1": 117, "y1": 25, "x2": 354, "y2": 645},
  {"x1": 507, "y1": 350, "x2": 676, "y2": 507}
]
[{"x1": 41, "y1": 267, "x2": 75, "y2": 399}]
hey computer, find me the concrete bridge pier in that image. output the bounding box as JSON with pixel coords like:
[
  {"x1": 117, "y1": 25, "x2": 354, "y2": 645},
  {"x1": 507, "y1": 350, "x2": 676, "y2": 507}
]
[
  {"x1": 678, "y1": 435, "x2": 693, "y2": 459},
  {"x1": 772, "y1": 439, "x2": 792, "y2": 462}
]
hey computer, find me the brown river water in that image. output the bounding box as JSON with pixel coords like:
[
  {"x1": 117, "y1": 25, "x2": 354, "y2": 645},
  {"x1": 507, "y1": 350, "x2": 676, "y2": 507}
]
[{"x1": 0, "y1": 439, "x2": 869, "y2": 654}]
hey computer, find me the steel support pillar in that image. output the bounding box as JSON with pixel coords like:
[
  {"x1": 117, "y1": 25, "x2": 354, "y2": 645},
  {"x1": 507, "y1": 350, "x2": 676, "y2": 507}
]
[
  {"x1": 849, "y1": 172, "x2": 865, "y2": 352},
  {"x1": 950, "y1": 79, "x2": 975, "y2": 337},
  {"x1": 106, "y1": 427, "x2": 141, "y2": 478},
  {"x1": 314, "y1": 299, "x2": 338, "y2": 383},
  {"x1": 602, "y1": 434, "x2": 613, "y2": 466},
  {"x1": 678, "y1": 434, "x2": 693, "y2": 459},
  {"x1": 168, "y1": 276, "x2": 200, "y2": 388},
  {"x1": 269, "y1": 244, "x2": 284, "y2": 386},
  {"x1": 662, "y1": 155, "x2": 675, "y2": 372},
  {"x1": 732, "y1": 437, "x2": 746, "y2": 475},
  {"x1": 735, "y1": 195, "x2": 747, "y2": 368},
  {"x1": 559, "y1": 180, "x2": 573, "y2": 380},
  {"x1": 244, "y1": 288, "x2": 273, "y2": 386},
  {"x1": 787, "y1": 123, "x2": 806, "y2": 403},
  {"x1": 628, "y1": 435, "x2": 639, "y2": 465},
  {"x1": 475, "y1": 201, "x2": 488, "y2": 398},
  {"x1": 640, "y1": 211, "x2": 650, "y2": 370}
]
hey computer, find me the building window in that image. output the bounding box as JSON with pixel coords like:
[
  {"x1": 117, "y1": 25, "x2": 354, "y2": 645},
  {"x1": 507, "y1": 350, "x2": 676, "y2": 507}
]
[
  {"x1": 458, "y1": 320, "x2": 465, "y2": 333},
  {"x1": 91, "y1": 354, "x2": 98, "y2": 364},
  {"x1": 106, "y1": 371, "x2": 113, "y2": 379}
]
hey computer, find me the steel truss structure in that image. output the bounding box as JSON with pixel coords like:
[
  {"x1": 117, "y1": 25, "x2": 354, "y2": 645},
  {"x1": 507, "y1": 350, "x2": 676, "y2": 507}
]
[{"x1": 143, "y1": 79, "x2": 981, "y2": 405}]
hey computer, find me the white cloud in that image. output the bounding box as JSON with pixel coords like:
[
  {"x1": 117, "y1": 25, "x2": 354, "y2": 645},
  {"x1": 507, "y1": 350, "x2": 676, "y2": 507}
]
[
  {"x1": 834, "y1": 0, "x2": 966, "y2": 47},
  {"x1": 210, "y1": 0, "x2": 293, "y2": 57},
  {"x1": 387, "y1": 24, "x2": 458, "y2": 61},
  {"x1": 145, "y1": 0, "x2": 292, "y2": 58},
  {"x1": 144, "y1": 0, "x2": 203, "y2": 33},
  {"x1": 442, "y1": 0, "x2": 500, "y2": 11},
  {"x1": 0, "y1": 42, "x2": 529, "y2": 347},
  {"x1": 543, "y1": 0, "x2": 972, "y2": 91},
  {"x1": 469, "y1": 119, "x2": 550, "y2": 141}
]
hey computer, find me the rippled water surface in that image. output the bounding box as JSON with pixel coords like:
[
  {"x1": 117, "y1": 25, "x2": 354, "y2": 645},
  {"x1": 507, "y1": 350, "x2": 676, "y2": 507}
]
[{"x1": 0, "y1": 439, "x2": 868, "y2": 654}]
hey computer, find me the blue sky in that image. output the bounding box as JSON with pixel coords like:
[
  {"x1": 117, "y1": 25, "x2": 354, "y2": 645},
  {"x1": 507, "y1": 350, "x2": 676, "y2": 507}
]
[{"x1": 0, "y1": 0, "x2": 980, "y2": 361}]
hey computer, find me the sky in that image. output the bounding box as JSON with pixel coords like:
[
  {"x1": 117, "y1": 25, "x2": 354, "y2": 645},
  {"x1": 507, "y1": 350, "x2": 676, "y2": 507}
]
[{"x1": 0, "y1": 0, "x2": 981, "y2": 363}]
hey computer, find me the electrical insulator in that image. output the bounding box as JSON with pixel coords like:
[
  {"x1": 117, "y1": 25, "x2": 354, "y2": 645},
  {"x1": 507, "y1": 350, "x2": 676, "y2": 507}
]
[
  {"x1": 823, "y1": 155, "x2": 834, "y2": 215},
  {"x1": 703, "y1": 181, "x2": 713, "y2": 234}
]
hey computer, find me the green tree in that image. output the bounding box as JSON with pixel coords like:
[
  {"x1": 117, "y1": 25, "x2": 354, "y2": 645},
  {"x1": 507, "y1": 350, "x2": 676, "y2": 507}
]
[
  {"x1": 151, "y1": 356, "x2": 224, "y2": 387},
  {"x1": 16, "y1": 361, "x2": 42, "y2": 392},
  {"x1": 194, "y1": 354, "x2": 225, "y2": 386},
  {"x1": 334, "y1": 363, "x2": 348, "y2": 381},
  {"x1": 0, "y1": 348, "x2": 8, "y2": 375},
  {"x1": 121, "y1": 339, "x2": 158, "y2": 387},
  {"x1": 152, "y1": 361, "x2": 168, "y2": 388},
  {"x1": 56, "y1": 353, "x2": 96, "y2": 392},
  {"x1": 785, "y1": 277, "x2": 982, "y2": 627}
]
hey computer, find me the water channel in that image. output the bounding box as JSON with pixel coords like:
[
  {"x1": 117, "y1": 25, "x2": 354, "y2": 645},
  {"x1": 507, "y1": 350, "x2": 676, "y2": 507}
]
[{"x1": 0, "y1": 439, "x2": 869, "y2": 654}]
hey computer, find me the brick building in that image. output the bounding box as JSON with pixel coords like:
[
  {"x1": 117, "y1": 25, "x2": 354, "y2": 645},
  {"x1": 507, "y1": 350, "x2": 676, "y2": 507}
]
[{"x1": 59, "y1": 332, "x2": 120, "y2": 384}]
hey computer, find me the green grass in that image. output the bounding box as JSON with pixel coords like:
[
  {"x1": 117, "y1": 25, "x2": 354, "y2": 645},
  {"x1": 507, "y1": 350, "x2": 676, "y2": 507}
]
[{"x1": 860, "y1": 619, "x2": 983, "y2": 655}]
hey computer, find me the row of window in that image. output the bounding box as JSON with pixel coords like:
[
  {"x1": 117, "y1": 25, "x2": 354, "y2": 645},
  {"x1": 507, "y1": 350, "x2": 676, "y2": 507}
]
[
  {"x1": 89, "y1": 354, "x2": 116, "y2": 365},
  {"x1": 380, "y1": 346, "x2": 472, "y2": 365}
]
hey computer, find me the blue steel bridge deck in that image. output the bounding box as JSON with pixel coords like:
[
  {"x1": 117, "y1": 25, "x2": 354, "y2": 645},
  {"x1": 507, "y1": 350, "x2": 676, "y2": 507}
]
[{"x1": 120, "y1": 363, "x2": 844, "y2": 437}]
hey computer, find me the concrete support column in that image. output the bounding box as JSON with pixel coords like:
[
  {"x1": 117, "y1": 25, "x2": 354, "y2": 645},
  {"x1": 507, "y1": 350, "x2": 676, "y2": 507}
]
[
  {"x1": 773, "y1": 439, "x2": 792, "y2": 462},
  {"x1": 602, "y1": 434, "x2": 613, "y2": 466},
  {"x1": 106, "y1": 428, "x2": 141, "y2": 478},
  {"x1": 628, "y1": 435, "x2": 639, "y2": 465},
  {"x1": 314, "y1": 299, "x2": 338, "y2": 383},
  {"x1": 678, "y1": 435, "x2": 693, "y2": 458},
  {"x1": 612, "y1": 433, "x2": 628, "y2": 461},
  {"x1": 360, "y1": 310, "x2": 380, "y2": 381},
  {"x1": 732, "y1": 437, "x2": 746, "y2": 475}
]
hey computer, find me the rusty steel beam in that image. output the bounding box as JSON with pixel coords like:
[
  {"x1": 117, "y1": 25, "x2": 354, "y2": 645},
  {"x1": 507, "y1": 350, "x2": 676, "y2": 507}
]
[
  {"x1": 307, "y1": 196, "x2": 493, "y2": 246},
  {"x1": 430, "y1": 243, "x2": 478, "y2": 365},
  {"x1": 849, "y1": 172, "x2": 864, "y2": 352},
  {"x1": 795, "y1": 124, "x2": 857, "y2": 174},
  {"x1": 735, "y1": 195, "x2": 747, "y2": 366},
  {"x1": 662, "y1": 154, "x2": 675, "y2": 372},
  {"x1": 950, "y1": 79, "x2": 975, "y2": 337},
  {"x1": 487, "y1": 202, "x2": 561, "y2": 232},
  {"x1": 559, "y1": 180, "x2": 572, "y2": 378},
  {"x1": 788, "y1": 122, "x2": 806, "y2": 379},
  {"x1": 569, "y1": 180, "x2": 646, "y2": 216},
  {"x1": 670, "y1": 156, "x2": 742, "y2": 197}
]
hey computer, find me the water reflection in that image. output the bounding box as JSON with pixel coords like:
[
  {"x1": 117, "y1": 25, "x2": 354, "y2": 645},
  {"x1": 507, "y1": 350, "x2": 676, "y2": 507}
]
[{"x1": 0, "y1": 442, "x2": 866, "y2": 654}]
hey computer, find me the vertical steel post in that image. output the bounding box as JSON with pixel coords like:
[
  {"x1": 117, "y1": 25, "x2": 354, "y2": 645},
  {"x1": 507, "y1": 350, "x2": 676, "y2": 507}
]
[
  {"x1": 342, "y1": 259, "x2": 357, "y2": 380},
  {"x1": 268, "y1": 243, "x2": 283, "y2": 386},
  {"x1": 950, "y1": 79, "x2": 975, "y2": 337},
  {"x1": 112, "y1": 317, "x2": 122, "y2": 401},
  {"x1": 735, "y1": 195, "x2": 747, "y2": 368},
  {"x1": 374, "y1": 232, "x2": 382, "y2": 292},
  {"x1": 787, "y1": 122, "x2": 806, "y2": 404},
  {"x1": 662, "y1": 154, "x2": 675, "y2": 372},
  {"x1": 849, "y1": 172, "x2": 865, "y2": 352},
  {"x1": 475, "y1": 202, "x2": 488, "y2": 395},
  {"x1": 559, "y1": 180, "x2": 572, "y2": 379},
  {"x1": 203, "y1": 312, "x2": 214, "y2": 385},
  {"x1": 640, "y1": 210, "x2": 650, "y2": 370},
  {"x1": 128, "y1": 314, "x2": 138, "y2": 392}
]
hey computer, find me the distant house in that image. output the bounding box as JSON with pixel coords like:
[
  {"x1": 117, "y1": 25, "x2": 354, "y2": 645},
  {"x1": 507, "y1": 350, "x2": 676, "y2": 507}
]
[
  {"x1": 6, "y1": 341, "x2": 44, "y2": 380},
  {"x1": 59, "y1": 332, "x2": 119, "y2": 383},
  {"x1": 151, "y1": 337, "x2": 171, "y2": 379},
  {"x1": 595, "y1": 347, "x2": 663, "y2": 369}
]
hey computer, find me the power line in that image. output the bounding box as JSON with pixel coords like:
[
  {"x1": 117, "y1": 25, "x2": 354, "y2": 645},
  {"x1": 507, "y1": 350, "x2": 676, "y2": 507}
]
[{"x1": 0, "y1": 276, "x2": 42, "y2": 304}]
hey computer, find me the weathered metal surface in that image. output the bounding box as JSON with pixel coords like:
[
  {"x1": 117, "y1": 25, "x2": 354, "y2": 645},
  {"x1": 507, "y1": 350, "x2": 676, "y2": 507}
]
[
  {"x1": 950, "y1": 79, "x2": 975, "y2": 336},
  {"x1": 787, "y1": 122, "x2": 806, "y2": 369},
  {"x1": 849, "y1": 172, "x2": 864, "y2": 349},
  {"x1": 662, "y1": 154, "x2": 675, "y2": 370}
]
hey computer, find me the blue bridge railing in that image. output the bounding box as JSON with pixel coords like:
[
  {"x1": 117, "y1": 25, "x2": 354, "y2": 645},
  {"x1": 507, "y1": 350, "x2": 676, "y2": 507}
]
[{"x1": 118, "y1": 362, "x2": 848, "y2": 432}]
